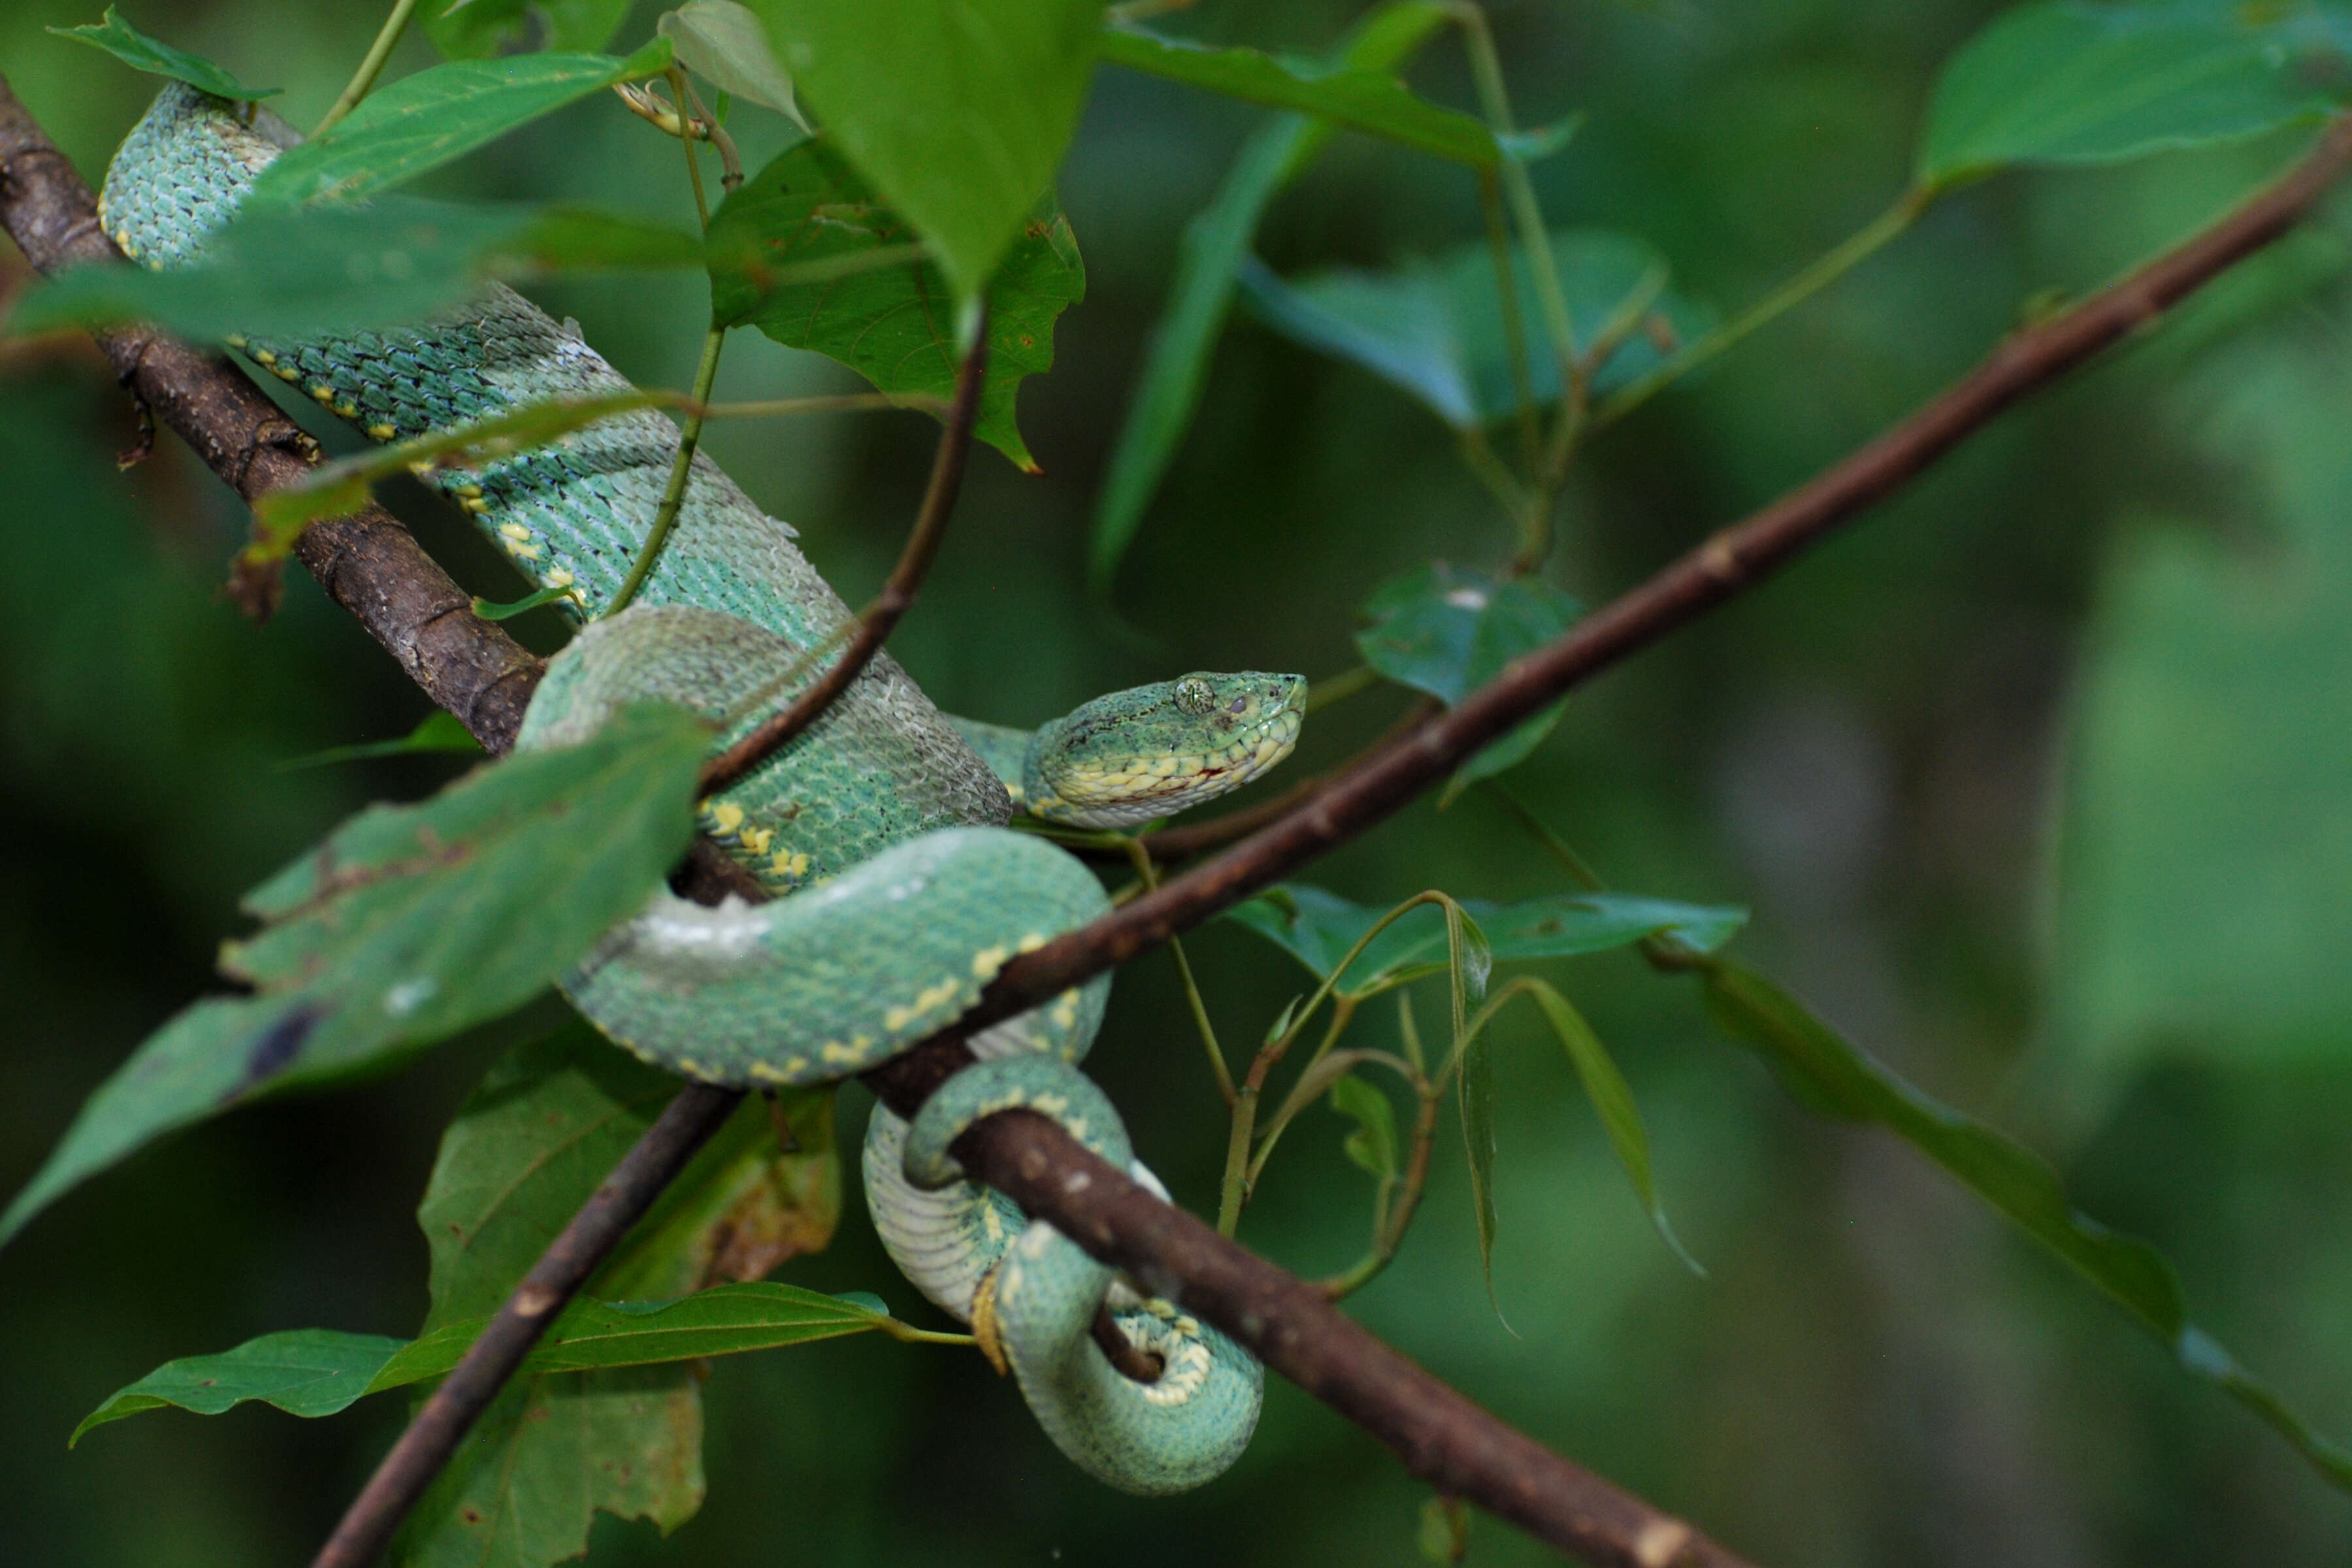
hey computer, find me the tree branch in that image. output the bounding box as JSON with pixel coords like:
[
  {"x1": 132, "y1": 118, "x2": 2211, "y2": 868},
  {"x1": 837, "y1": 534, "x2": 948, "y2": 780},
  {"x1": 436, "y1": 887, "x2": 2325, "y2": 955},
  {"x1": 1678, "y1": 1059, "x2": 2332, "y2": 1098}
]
[
  {"x1": 0, "y1": 76, "x2": 546, "y2": 749},
  {"x1": 15, "y1": 67, "x2": 2349, "y2": 1568}
]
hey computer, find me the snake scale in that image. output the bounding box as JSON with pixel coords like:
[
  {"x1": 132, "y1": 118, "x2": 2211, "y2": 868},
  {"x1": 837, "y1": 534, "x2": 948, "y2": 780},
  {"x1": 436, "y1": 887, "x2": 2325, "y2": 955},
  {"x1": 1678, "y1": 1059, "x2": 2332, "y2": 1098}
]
[{"x1": 102, "y1": 82, "x2": 1304, "y2": 1495}]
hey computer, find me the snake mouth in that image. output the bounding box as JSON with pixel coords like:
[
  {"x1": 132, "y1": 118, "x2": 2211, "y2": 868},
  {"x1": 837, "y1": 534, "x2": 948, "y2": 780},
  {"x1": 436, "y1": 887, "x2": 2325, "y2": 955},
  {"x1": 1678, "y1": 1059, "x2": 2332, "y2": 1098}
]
[{"x1": 1044, "y1": 691, "x2": 1305, "y2": 829}]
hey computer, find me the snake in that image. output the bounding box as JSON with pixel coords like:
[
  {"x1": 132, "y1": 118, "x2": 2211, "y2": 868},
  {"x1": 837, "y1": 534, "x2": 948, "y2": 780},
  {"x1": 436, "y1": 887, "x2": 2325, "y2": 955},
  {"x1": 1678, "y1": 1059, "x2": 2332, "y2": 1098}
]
[{"x1": 100, "y1": 82, "x2": 1303, "y2": 1495}]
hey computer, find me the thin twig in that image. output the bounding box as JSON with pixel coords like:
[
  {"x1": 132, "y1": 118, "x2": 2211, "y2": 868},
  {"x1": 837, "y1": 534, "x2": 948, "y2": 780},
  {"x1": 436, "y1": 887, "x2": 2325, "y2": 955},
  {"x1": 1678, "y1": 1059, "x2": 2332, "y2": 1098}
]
[
  {"x1": 604, "y1": 323, "x2": 727, "y2": 619},
  {"x1": 314, "y1": 0, "x2": 423, "y2": 137},
  {"x1": 309, "y1": 1085, "x2": 746, "y2": 1568},
  {"x1": 698, "y1": 312, "x2": 987, "y2": 796}
]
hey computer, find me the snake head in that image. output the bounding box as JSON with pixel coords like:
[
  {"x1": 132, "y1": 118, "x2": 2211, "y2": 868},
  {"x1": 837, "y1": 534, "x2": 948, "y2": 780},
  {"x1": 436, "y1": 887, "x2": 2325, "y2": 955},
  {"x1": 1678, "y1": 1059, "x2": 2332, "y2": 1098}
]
[{"x1": 1025, "y1": 672, "x2": 1307, "y2": 830}]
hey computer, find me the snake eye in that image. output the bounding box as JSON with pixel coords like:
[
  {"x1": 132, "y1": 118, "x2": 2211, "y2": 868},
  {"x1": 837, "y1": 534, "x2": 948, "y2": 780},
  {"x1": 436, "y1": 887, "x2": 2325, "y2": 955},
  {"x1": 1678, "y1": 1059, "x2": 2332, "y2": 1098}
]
[{"x1": 1175, "y1": 676, "x2": 1216, "y2": 715}]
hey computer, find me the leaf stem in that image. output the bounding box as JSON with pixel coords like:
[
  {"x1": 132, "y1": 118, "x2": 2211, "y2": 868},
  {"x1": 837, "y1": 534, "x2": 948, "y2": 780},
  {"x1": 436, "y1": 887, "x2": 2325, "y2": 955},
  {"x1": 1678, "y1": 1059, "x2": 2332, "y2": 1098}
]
[
  {"x1": 314, "y1": 0, "x2": 423, "y2": 137},
  {"x1": 1592, "y1": 186, "x2": 1929, "y2": 430},
  {"x1": 603, "y1": 324, "x2": 727, "y2": 619},
  {"x1": 668, "y1": 67, "x2": 711, "y2": 228},
  {"x1": 1305, "y1": 662, "x2": 1381, "y2": 713},
  {"x1": 1122, "y1": 840, "x2": 1235, "y2": 1107}
]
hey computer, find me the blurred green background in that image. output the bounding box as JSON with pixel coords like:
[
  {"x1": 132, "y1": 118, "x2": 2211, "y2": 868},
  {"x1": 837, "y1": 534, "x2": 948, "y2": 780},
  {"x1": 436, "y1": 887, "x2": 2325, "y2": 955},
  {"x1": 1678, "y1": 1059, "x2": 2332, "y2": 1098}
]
[{"x1": 5, "y1": 1, "x2": 2352, "y2": 1563}]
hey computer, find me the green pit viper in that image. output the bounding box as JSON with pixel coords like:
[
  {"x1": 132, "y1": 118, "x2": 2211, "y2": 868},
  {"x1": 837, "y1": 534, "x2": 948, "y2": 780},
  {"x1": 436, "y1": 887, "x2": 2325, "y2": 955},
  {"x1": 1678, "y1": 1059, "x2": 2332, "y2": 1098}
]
[{"x1": 101, "y1": 82, "x2": 1303, "y2": 1495}]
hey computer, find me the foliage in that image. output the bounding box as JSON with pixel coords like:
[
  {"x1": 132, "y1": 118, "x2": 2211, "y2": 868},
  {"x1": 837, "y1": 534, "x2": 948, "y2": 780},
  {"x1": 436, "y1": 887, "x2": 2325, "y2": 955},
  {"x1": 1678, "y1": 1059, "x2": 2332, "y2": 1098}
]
[{"x1": 12, "y1": 0, "x2": 2352, "y2": 1562}]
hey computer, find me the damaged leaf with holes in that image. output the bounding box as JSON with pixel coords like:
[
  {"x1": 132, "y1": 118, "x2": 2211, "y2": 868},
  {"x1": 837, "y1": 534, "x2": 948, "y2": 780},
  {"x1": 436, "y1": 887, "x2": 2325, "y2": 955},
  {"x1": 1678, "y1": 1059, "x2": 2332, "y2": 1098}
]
[
  {"x1": 0, "y1": 707, "x2": 710, "y2": 1249},
  {"x1": 707, "y1": 137, "x2": 1083, "y2": 471}
]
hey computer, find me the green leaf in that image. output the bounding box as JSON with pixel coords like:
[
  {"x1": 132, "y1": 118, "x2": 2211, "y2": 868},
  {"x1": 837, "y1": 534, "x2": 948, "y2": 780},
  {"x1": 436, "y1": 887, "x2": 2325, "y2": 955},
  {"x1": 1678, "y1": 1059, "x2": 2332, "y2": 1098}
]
[
  {"x1": 247, "y1": 42, "x2": 674, "y2": 208},
  {"x1": 394, "y1": 1026, "x2": 853, "y2": 1567},
  {"x1": 71, "y1": 1328, "x2": 404, "y2": 1445},
  {"x1": 1916, "y1": 2, "x2": 2333, "y2": 190},
  {"x1": 278, "y1": 710, "x2": 487, "y2": 770},
  {"x1": 661, "y1": 1, "x2": 808, "y2": 126},
  {"x1": 1088, "y1": 0, "x2": 1452, "y2": 592},
  {"x1": 745, "y1": 0, "x2": 1103, "y2": 299},
  {"x1": 1330, "y1": 1071, "x2": 1399, "y2": 1181},
  {"x1": 16, "y1": 199, "x2": 703, "y2": 345},
  {"x1": 1524, "y1": 981, "x2": 1699, "y2": 1275},
  {"x1": 393, "y1": 1369, "x2": 704, "y2": 1567},
  {"x1": 1097, "y1": 27, "x2": 1499, "y2": 168},
  {"x1": 1699, "y1": 958, "x2": 2352, "y2": 1494},
  {"x1": 1225, "y1": 883, "x2": 1746, "y2": 998},
  {"x1": 48, "y1": 6, "x2": 280, "y2": 99},
  {"x1": 1417, "y1": 1493, "x2": 1471, "y2": 1563},
  {"x1": 423, "y1": 0, "x2": 636, "y2": 58},
  {"x1": 0, "y1": 707, "x2": 709, "y2": 1249},
  {"x1": 244, "y1": 387, "x2": 675, "y2": 565},
  {"x1": 1356, "y1": 563, "x2": 1582, "y2": 786},
  {"x1": 1458, "y1": 1020, "x2": 1499, "y2": 1307},
  {"x1": 1238, "y1": 228, "x2": 1712, "y2": 429},
  {"x1": 708, "y1": 139, "x2": 1083, "y2": 470}
]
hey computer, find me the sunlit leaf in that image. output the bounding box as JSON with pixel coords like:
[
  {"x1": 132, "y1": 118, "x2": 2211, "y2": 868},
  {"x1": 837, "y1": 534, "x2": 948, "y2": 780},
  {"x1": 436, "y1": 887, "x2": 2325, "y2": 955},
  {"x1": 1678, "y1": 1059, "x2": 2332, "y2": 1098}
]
[
  {"x1": 708, "y1": 139, "x2": 1082, "y2": 470},
  {"x1": 1238, "y1": 229, "x2": 1712, "y2": 429},
  {"x1": 746, "y1": 0, "x2": 1103, "y2": 299},
  {"x1": 1699, "y1": 958, "x2": 2352, "y2": 1494},
  {"x1": 15, "y1": 199, "x2": 702, "y2": 345},
  {"x1": 248, "y1": 42, "x2": 675, "y2": 208},
  {"x1": 1088, "y1": 1, "x2": 1454, "y2": 591},
  {"x1": 423, "y1": 0, "x2": 636, "y2": 59},
  {"x1": 1916, "y1": 2, "x2": 2333, "y2": 189},
  {"x1": 0, "y1": 708, "x2": 709, "y2": 1249},
  {"x1": 48, "y1": 5, "x2": 279, "y2": 98},
  {"x1": 1225, "y1": 883, "x2": 1745, "y2": 998},
  {"x1": 1098, "y1": 26, "x2": 1499, "y2": 167},
  {"x1": 1355, "y1": 563, "x2": 1581, "y2": 787},
  {"x1": 661, "y1": 1, "x2": 808, "y2": 126}
]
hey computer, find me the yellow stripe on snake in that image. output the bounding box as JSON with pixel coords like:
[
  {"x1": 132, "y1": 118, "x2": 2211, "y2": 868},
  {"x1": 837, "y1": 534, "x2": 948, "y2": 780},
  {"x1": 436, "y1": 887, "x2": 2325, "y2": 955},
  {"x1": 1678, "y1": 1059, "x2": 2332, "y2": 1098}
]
[{"x1": 102, "y1": 82, "x2": 1303, "y2": 1494}]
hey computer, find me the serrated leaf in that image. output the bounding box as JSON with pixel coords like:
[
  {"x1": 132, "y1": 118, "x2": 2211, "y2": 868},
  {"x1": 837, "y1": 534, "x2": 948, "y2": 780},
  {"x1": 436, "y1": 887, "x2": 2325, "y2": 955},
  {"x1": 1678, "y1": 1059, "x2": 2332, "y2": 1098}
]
[
  {"x1": 1088, "y1": 1, "x2": 1452, "y2": 591},
  {"x1": 48, "y1": 6, "x2": 279, "y2": 98},
  {"x1": 0, "y1": 707, "x2": 709, "y2": 1249},
  {"x1": 708, "y1": 138, "x2": 1082, "y2": 470},
  {"x1": 745, "y1": 0, "x2": 1103, "y2": 300},
  {"x1": 1225, "y1": 883, "x2": 1745, "y2": 998},
  {"x1": 280, "y1": 710, "x2": 487, "y2": 770},
  {"x1": 248, "y1": 42, "x2": 674, "y2": 208},
  {"x1": 1239, "y1": 229, "x2": 1712, "y2": 429},
  {"x1": 1330, "y1": 1072, "x2": 1399, "y2": 1181},
  {"x1": 1916, "y1": 2, "x2": 2333, "y2": 190},
  {"x1": 423, "y1": 0, "x2": 636, "y2": 59},
  {"x1": 1525, "y1": 981, "x2": 1699, "y2": 1275},
  {"x1": 14, "y1": 199, "x2": 702, "y2": 345},
  {"x1": 661, "y1": 1, "x2": 808, "y2": 126},
  {"x1": 1355, "y1": 563, "x2": 1580, "y2": 784},
  {"x1": 1699, "y1": 957, "x2": 2352, "y2": 1494},
  {"x1": 1098, "y1": 27, "x2": 1498, "y2": 167}
]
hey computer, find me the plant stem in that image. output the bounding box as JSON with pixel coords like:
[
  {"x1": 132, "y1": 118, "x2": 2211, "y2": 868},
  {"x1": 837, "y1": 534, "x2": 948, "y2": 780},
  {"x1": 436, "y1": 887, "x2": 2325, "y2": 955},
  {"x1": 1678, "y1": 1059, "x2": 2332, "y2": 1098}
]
[
  {"x1": 667, "y1": 67, "x2": 711, "y2": 228},
  {"x1": 1592, "y1": 186, "x2": 1929, "y2": 430},
  {"x1": 314, "y1": 0, "x2": 423, "y2": 137},
  {"x1": 1123, "y1": 840, "x2": 1235, "y2": 1106},
  {"x1": 1305, "y1": 662, "x2": 1380, "y2": 713},
  {"x1": 603, "y1": 324, "x2": 726, "y2": 619}
]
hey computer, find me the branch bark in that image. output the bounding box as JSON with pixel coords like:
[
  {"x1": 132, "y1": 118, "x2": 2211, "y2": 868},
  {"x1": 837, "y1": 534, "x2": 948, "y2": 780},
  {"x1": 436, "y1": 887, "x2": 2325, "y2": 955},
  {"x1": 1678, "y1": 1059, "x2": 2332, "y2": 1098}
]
[{"x1": 14, "y1": 67, "x2": 2351, "y2": 1568}]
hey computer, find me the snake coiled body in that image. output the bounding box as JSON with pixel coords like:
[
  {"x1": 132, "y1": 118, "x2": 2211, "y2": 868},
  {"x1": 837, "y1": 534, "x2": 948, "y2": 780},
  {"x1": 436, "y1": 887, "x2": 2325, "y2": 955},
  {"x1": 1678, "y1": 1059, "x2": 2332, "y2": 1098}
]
[{"x1": 103, "y1": 83, "x2": 1298, "y2": 1494}]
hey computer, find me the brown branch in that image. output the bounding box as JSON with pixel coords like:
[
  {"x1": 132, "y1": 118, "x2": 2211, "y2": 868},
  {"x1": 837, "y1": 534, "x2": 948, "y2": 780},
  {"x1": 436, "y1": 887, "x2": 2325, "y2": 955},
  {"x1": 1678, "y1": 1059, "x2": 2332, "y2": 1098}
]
[
  {"x1": 310, "y1": 1083, "x2": 745, "y2": 1568},
  {"x1": 698, "y1": 319, "x2": 987, "y2": 796},
  {"x1": 0, "y1": 75, "x2": 544, "y2": 750}
]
